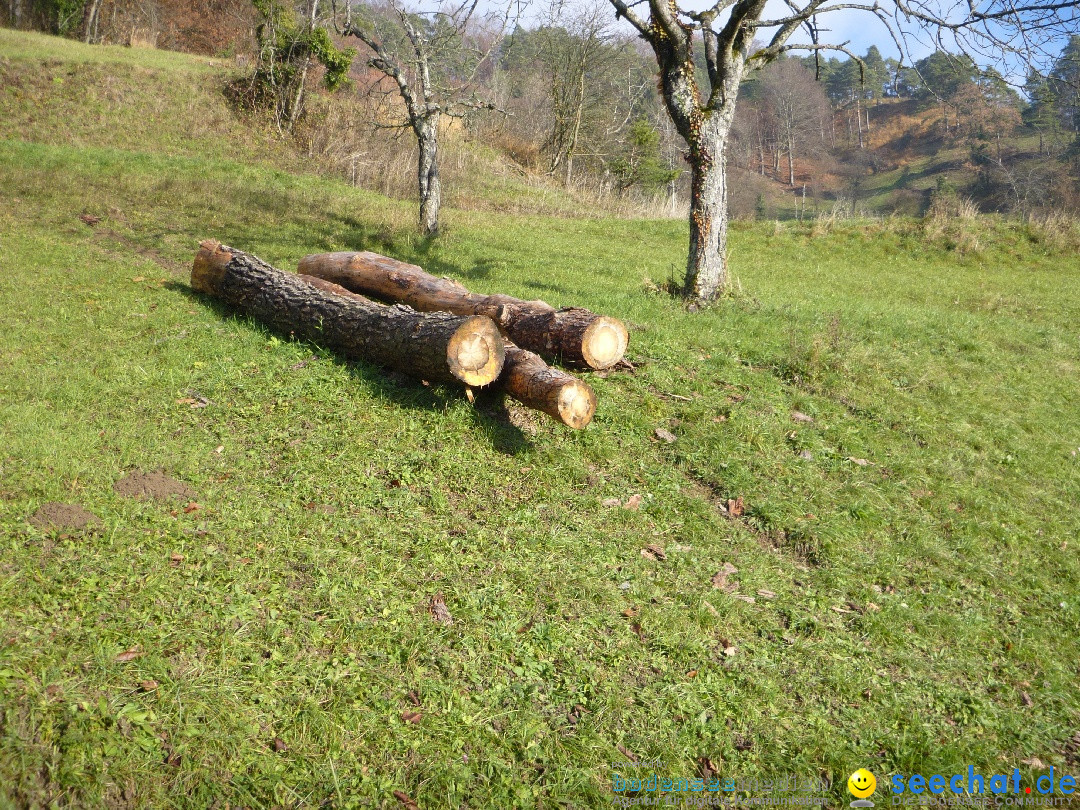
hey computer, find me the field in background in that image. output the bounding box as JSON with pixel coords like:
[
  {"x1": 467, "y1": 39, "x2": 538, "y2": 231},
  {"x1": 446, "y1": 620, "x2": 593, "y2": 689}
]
[{"x1": 2, "y1": 29, "x2": 1080, "y2": 808}]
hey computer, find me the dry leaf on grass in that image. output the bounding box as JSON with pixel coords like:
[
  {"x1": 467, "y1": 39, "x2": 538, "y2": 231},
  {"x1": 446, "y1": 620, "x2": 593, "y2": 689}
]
[
  {"x1": 726, "y1": 497, "x2": 744, "y2": 517},
  {"x1": 568, "y1": 704, "x2": 586, "y2": 725},
  {"x1": 792, "y1": 411, "x2": 814, "y2": 423},
  {"x1": 79, "y1": 213, "x2": 101, "y2": 225},
  {"x1": 623, "y1": 494, "x2": 643, "y2": 510},
  {"x1": 756, "y1": 589, "x2": 776, "y2": 599},
  {"x1": 641, "y1": 544, "x2": 666, "y2": 561},
  {"x1": 1021, "y1": 692, "x2": 1034, "y2": 708},
  {"x1": 733, "y1": 595, "x2": 756, "y2": 604},
  {"x1": 654, "y1": 428, "x2": 677, "y2": 443},
  {"x1": 429, "y1": 593, "x2": 453, "y2": 625},
  {"x1": 617, "y1": 743, "x2": 638, "y2": 762},
  {"x1": 602, "y1": 497, "x2": 621, "y2": 508},
  {"x1": 1021, "y1": 757, "x2": 1045, "y2": 768},
  {"x1": 847, "y1": 457, "x2": 870, "y2": 466},
  {"x1": 394, "y1": 790, "x2": 420, "y2": 810},
  {"x1": 699, "y1": 756, "x2": 719, "y2": 780},
  {"x1": 401, "y1": 710, "x2": 423, "y2": 724},
  {"x1": 273, "y1": 737, "x2": 287, "y2": 752},
  {"x1": 140, "y1": 680, "x2": 158, "y2": 692},
  {"x1": 115, "y1": 647, "x2": 143, "y2": 663},
  {"x1": 711, "y1": 563, "x2": 738, "y2": 591}
]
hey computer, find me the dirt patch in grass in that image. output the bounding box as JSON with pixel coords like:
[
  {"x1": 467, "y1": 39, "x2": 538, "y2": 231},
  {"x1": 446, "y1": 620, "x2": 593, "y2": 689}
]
[
  {"x1": 113, "y1": 469, "x2": 193, "y2": 500},
  {"x1": 28, "y1": 502, "x2": 102, "y2": 532}
]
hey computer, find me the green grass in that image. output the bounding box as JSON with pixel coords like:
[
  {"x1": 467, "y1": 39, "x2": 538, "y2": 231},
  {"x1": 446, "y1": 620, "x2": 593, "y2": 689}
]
[{"x1": 2, "y1": 29, "x2": 1080, "y2": 809}]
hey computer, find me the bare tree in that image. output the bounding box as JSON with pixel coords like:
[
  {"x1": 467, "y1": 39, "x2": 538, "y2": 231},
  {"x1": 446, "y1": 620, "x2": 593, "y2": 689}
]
[
  {"x1": 532, "y1": 0, "x2": 619, "y2": 183},
  {"x1": 336, "y1": 0, "x2": 516, "y2": 235},
  {"x1": 607, "y1": 0, "x2": 1080, "y2": 301},
  {"x1": 759, "y1": 58, "x2": 830, "y2": 186}
]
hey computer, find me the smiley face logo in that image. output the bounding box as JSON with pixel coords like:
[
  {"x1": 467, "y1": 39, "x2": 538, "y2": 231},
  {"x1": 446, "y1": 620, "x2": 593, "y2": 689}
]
[{"x1": 847, "y1": 769, "x2": 877, "y2": 800}]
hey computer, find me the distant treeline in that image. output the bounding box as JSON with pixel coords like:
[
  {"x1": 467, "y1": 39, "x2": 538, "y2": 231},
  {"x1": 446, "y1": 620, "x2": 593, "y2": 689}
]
[{"x1": 6, "y1": 0, "x2": 1078, "y2": 217}]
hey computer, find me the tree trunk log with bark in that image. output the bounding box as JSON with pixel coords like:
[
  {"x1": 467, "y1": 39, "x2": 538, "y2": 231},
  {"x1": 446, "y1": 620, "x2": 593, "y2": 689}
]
[
  {"x1": 296, "y1": 251, "x2": 628, "y2": 370},
  {"x1": 292, "y1": 273, "x2": 597, "y2": 428},
  {"x1": 192, "y1": 240, "x2": 504, "y2": 387}
]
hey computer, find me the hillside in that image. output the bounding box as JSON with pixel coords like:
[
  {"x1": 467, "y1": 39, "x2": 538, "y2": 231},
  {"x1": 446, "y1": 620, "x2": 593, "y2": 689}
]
[
  {"x1": 742, "y1": 97, "x2": 1069, "y2": 219},
  {"x1": 2, "y1": 29, "x2": 1080, "y2": 808}
]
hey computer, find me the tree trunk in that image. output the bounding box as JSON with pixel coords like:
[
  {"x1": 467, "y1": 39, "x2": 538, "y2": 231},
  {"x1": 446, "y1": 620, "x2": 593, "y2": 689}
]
[
  {"x1": 787, "y1": 139, "x2": 795, "y2": 186},
  {"x1": 685, "y1": 127, "x2": 730, "y2": 301},
  {"x1": 82, "y1": 0, "x2": 102, "y2": 42},
  {"x1": 297, "y1": 251, "x2": 628, "y2": 370},
  {"x1": 564, "y1": 68, "x2": 586, "y2": 186},
  {"x1": 192, "y1": 241, "x2": 504, "y2": 387},
  {"x1": 501, "y1": 345, "x2": 596, "y2": 429},
  {"x1": 416, "y1": 115, "x2": 441, "y2": 236}
]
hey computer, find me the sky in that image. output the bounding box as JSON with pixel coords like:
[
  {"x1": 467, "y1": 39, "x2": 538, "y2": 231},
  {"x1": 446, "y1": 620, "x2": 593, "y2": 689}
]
[{"x1": 510, "y1": 0, "x2": 1076, "y2": 77}]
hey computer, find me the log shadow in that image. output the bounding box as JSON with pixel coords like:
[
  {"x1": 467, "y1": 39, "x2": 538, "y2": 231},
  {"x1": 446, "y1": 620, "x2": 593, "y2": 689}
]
[{"x1": 166, "y1": 282, "x2": 532, "y2": 454}]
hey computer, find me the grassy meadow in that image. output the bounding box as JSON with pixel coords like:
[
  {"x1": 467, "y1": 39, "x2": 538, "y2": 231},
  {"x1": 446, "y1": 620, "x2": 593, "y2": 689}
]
[{"x1": 1, "y1": 27, "x2": 1080, "y2": 808}]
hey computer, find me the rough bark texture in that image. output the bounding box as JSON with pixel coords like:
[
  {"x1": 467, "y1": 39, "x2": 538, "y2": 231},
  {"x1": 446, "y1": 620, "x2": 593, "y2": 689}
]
[
  {"x1": 296, "y1": 251, "x2": 628, "y2": 370},
  {"x1": 192, "y1": 240, "x2": 504, "y2": 387},
  {"x1": 293, "y1": 274, "x2": 596, "y2": 428},
  {"x1": 501, "y1": 345, "x2": 596, "y2": 429},
  {"x1": 686, "y1": 125, "x2": 730, "y2": 302},
  {"x1": 417, "y1": 116, "x2": 442, "y2": 236}
]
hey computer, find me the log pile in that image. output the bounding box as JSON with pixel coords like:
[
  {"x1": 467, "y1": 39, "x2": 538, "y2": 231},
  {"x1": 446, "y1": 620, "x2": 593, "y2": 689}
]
[{"x1": 191, "y1": 240, "x2": 627, "y2": 429}]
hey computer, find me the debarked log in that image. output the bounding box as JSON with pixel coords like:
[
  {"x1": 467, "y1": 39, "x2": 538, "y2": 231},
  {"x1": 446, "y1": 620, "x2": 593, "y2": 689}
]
[
  {"x1": 191, "y1": 240, "x2": 504, "y2": 387},
  {"x1": 296, "y1": 251, "x2": 628, "y2": 370}
]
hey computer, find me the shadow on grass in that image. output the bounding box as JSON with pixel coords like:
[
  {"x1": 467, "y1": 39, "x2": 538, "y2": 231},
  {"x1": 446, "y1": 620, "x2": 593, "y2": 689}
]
[{"x1": 167, "y1": 282, "x2": 531, "y2": 455}]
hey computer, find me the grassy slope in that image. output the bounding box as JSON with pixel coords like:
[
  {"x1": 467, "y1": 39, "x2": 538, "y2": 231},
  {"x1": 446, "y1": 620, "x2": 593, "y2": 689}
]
[{"x1": 2, "y1": 29, "x2": 1080, "y2": 808}]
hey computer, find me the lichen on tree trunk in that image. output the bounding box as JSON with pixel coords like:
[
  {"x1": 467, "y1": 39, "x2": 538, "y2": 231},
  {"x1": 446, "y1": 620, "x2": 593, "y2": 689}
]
[
  {"x1": 684, "y1": 117, "x2": 732, "y2": 303},
  {"x1": 417, "y1": 116, "x2": 441, "y2": 236}
]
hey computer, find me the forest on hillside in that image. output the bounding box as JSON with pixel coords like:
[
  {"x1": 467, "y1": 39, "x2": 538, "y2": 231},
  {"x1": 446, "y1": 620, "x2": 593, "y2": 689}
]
[{"x1": 4, "y1": 0, "x2": 1079, "y2": 220}]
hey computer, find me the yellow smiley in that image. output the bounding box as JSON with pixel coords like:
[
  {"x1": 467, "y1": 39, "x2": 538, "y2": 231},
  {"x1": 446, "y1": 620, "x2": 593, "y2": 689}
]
[{"x1": 847, "y1": 768, "x2": 877, "y2": 799}]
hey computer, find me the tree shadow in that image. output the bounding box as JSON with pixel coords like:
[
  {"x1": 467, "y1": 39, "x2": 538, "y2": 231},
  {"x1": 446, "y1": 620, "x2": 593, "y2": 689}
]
[{"x1": 166, "y1": 282, "x2": 532, "y2": 455}]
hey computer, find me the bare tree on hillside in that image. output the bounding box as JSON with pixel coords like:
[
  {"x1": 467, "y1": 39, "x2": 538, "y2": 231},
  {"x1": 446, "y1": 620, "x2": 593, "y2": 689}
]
[
  {"x1": 607, "y1": 0, "x2": 1080, "y2": 302},
  {"x1": 335, "y1": 0, "x2": 517, "y2": 235},
  {"x1": 533, "y1": 0, "x2": 621, "y2": 183},
  {"x1": 759, "y1": 59, "x2": 830, "y2": 186}
]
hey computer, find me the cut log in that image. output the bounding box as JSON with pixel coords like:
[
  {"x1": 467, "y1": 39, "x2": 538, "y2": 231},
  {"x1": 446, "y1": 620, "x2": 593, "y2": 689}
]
[
  {"x1": 292, "y1": 273, "x2": 597, "y2": 429},
  {"x1": 191, "y1": 240, "x2": 504, "y2": 387},
  {"x1": 296, "y1": 251, "x2": 628, "y2": 370},
  {"x1": 502, "y1": 344, "x2": 596, "y2": 429}
]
